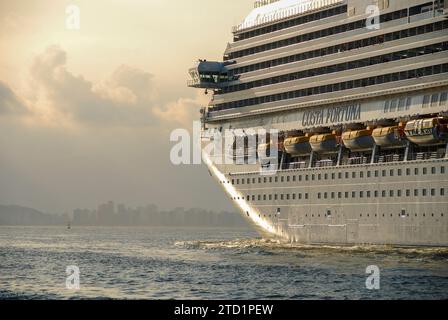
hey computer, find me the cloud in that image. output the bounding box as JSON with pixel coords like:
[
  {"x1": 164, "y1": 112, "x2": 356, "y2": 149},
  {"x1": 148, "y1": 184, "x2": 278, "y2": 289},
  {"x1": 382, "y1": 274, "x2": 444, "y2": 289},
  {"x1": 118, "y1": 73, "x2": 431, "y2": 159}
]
[
  {"x1": 153, "y1": 93, "x2": 208, "y2": 128},
  {"x1": 28, "y1": 45, "x2": 157, "y2": 127},
  {"x1": 0, "y1": 81, "x2": 27, "y2": 115},
  {"x1": 1, "y1": 45, "x2": 203, "y2": 129}
]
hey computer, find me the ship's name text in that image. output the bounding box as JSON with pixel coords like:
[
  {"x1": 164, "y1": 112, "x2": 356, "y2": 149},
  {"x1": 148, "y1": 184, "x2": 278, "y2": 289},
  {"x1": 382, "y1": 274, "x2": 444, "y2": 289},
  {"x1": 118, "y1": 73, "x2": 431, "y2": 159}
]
[{"x1": 302, "y1": 104, "x2": 361, "y2": 127}]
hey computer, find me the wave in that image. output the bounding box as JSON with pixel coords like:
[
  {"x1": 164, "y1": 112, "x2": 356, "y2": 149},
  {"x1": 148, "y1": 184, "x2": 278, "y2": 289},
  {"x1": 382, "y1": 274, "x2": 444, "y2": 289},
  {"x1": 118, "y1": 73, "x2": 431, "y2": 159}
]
[{"x1": 175, "y1": 238, "x2": 448, "y2": 258}]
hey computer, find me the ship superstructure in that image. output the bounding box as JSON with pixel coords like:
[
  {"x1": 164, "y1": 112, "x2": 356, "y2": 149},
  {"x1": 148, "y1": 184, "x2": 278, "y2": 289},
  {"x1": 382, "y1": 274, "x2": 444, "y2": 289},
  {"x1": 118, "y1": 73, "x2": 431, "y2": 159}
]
[{"x1": 188, "y1": 0, "x2": 448, "y2": 246}]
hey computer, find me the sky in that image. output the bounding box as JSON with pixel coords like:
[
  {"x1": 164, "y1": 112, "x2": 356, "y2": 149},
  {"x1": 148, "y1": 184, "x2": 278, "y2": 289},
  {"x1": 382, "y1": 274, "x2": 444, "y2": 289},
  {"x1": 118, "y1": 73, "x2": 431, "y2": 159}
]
[{"x1": 0, "y1": 0, "x2": 254, "y2": 214}]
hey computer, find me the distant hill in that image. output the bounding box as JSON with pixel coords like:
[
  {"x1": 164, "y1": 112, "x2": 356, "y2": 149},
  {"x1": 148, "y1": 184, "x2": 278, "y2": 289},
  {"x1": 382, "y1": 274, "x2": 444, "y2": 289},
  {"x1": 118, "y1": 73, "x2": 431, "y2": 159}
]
[
  {"x1": 0, "y1": 205, "x2": 64, "y2": 226},
  {"x1": 0, "y1": 204, "x2": 250, "y2": 228}
]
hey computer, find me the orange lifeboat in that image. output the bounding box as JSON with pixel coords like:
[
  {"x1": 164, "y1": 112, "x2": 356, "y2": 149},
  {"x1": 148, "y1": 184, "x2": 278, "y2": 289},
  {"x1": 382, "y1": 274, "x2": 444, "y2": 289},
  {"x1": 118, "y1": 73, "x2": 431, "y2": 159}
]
[{"x1": 342, "y1": 128, "x2": 374, "y2": 151}]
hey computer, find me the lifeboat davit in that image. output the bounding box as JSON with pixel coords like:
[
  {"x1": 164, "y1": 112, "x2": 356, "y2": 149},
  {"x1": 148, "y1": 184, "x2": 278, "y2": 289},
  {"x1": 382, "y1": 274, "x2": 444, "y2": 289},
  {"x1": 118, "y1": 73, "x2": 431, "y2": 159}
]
[
  {"x1": 257, "y1": 143, "x2": 271, "y2": 159},
  {"x1": 284, "y1": 135, "x2": 312, "y2": 156},
  {"x1": 309, "y1": 133, "x2": 339, "y2": 153},
  {"x1": 257, "y1": 140, "x2": 284, "y2": 159},
  {"x1": 404, "y1": 117, "x2": 448, "y2": 146},
  {"x1": 342, "y1": 129, "x2": 374, "y2": 151},
  {"x1": 372, "y1": 126, "x2": 406, "y2": 148}
]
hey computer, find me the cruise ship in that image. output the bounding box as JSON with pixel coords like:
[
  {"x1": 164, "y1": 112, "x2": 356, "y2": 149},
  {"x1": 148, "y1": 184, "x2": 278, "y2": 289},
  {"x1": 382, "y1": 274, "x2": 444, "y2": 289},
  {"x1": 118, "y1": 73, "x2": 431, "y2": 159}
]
[{"x1": 188, "y1": 0, "x2": 448, "y2": 246}]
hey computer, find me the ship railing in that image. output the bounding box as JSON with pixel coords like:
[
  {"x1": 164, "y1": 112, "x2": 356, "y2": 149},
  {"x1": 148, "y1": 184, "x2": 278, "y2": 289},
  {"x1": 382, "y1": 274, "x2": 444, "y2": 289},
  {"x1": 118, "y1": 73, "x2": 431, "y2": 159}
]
[
  {"x1": 288, "y1": 161, "x2": 307, "y2": 170},
  {"x1": 409, "y1": 151, "x2": 445, "y2": 161},
  {"x1": 187, "y1": 79, "x2": 201, "y2": 87},
  {"x1": 377, "y1": 154, "x2": 403, "y2": 163},
  {"x1": 315, "y1": 159, "x2": 336, "y2": 167}
]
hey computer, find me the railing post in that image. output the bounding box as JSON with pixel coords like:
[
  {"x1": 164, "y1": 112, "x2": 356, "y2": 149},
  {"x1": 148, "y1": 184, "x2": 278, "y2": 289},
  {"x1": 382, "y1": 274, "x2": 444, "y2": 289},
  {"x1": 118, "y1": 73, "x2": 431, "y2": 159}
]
[
  {"x1": 371, "y1": 145, "x2": 378, "y2": 164},
  {"x1": 404, "y1": 141, "x2": 411, "y2": 161},
  {"x1": 445, "y1": 141, "x2": 448, "y2": 159},
  {"x1": 336, "y1": 145, "x2": 343, "y2": 166},
  {"x1": 308, "y1": 151, "x2": 315, "y2": 168}
]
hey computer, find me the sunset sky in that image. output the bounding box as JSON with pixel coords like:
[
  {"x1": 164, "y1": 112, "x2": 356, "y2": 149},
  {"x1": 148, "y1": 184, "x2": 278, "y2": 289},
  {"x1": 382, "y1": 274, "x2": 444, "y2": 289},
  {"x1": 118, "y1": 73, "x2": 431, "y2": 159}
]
[{"x1": 0, "y1": 0, "x2": 254, "y2": 213}]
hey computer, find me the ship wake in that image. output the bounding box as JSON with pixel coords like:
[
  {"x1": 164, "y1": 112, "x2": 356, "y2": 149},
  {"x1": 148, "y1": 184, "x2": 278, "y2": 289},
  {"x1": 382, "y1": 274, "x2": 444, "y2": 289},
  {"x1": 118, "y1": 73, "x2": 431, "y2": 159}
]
[{"x1": 175, "y1": 238, "x2": 448, "y2": 258}]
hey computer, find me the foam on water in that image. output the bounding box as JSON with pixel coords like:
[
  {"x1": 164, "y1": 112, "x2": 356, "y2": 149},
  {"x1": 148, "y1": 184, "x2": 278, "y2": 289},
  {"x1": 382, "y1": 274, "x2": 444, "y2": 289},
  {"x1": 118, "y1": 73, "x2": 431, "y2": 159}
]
[{"x1": 1, "y1": 227, "x2": 447, "y2": 299}]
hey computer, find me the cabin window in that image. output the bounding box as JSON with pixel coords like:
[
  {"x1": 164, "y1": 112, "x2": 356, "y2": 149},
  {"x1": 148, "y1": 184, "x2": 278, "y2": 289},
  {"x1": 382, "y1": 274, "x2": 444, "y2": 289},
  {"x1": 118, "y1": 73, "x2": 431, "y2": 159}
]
[
  {"x1": 398, "y1": 98, "x2": 406, "y2": 111},
  {"x1": 384, "y1": 100, "x2": 390, "y2": 113},
  {"x1": 440, "y1": 92, "x2": 448, "y2": 106},
  {"x1": 406, "y1": 97, "x2": 412, "y2": 110},
  {"x1": 431, "y1": 94, "x2": 440, "y2": 107},
  {"x1": 422, "y1": 95, "x2": 431, "y2": 108}
]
